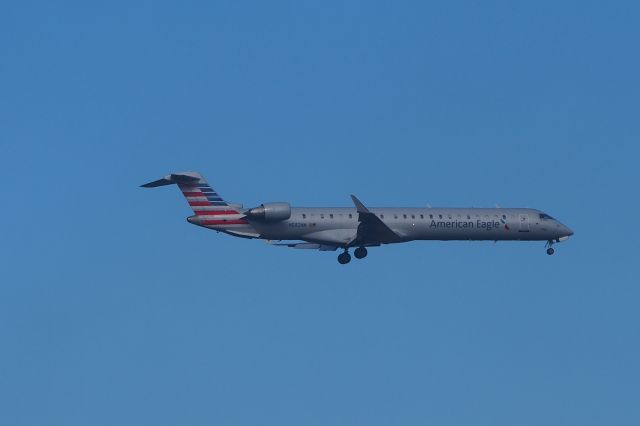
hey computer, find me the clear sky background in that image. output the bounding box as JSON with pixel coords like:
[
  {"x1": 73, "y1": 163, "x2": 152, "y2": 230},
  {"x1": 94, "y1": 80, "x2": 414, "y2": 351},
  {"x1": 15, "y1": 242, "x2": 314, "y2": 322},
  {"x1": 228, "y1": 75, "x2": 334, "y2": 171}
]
[{"x1": 1, "y1": 1, "x2": 639, "y2": 425}]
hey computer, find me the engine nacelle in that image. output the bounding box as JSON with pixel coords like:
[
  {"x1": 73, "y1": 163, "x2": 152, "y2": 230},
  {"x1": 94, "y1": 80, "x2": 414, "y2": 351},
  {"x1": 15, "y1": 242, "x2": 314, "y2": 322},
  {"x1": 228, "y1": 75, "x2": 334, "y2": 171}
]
[{"x1": 245, "y1": 202, "x2": 291, "y2": 222}]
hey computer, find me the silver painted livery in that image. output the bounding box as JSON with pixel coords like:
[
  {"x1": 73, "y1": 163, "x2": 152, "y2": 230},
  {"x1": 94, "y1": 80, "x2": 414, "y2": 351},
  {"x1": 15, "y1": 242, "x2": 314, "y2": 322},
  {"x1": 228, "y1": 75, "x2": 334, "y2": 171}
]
[{"x1": 142, "y1": 172, "x2": 574, "y2": 264}]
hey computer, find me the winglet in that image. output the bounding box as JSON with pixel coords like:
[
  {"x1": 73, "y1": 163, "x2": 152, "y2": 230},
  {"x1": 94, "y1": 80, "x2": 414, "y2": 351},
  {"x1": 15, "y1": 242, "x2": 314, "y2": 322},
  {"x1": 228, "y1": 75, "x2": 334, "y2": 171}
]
[{"x1": 350, "y1": 195, "x2": 370, "y2": 214}]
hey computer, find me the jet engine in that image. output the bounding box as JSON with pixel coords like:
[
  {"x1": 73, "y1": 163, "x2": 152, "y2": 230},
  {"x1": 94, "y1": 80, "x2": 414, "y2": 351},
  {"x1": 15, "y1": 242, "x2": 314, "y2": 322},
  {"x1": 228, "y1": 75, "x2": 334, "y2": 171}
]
[{"x1": 244, "y1": 202, "x2": 291, "y2": 222}]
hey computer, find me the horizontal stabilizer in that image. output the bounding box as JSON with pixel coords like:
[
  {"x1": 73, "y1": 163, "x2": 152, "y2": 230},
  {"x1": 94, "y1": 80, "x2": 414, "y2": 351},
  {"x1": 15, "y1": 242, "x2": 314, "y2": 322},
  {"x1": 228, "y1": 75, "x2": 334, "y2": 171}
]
[
  {"x1": 140, "y1": 173, "x2": 200, "y2": 188},
  {"x1": 140, "y1": 177, "x2": 173, "y2": 188}
]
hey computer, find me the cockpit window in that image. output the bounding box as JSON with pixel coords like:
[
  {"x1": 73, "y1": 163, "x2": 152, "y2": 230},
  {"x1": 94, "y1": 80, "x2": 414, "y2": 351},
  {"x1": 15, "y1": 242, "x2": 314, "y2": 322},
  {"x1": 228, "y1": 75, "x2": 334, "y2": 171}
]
[{"x1": 539, "y1": 213, "x2": 554, "y2": 220}]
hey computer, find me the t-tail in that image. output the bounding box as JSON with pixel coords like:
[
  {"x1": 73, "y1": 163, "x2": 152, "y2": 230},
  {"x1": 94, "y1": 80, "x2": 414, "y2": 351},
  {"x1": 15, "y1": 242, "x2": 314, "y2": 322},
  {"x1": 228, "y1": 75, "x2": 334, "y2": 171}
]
[{"x1": 140, "y1": 172, "x2": 248, "y2": 226}]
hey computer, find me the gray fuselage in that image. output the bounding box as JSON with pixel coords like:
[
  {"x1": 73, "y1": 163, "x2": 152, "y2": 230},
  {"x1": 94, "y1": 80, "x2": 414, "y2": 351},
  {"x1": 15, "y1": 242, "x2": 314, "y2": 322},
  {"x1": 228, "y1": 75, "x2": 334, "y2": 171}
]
[
  {"x1": 214, "y1": 207, "x2": 573, "y2": 248},
  {"x1": 142, "y1": 172, "x2": 573, "y2": 260}
]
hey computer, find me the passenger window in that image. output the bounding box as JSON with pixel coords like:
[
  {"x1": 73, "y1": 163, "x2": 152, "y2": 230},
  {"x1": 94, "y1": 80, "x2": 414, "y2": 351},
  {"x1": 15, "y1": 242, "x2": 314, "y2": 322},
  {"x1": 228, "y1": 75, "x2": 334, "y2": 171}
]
[
  {"x1": 302, "y1": 213, "x2": 306, "y2": 219},
  {"x1": 380, "y1": 214, "x2": 384, "y2": 219},
  {"x1": 394, "y1": 214, "x2": 398, "y2": 219},
  {"x1": 438, "y1": 214, "x2": 442, "y2": 219},
  {"x1": 467, "y1": 215, "x2": 471, "y2": 219},
  {"x1": 403, "y1": 214, "x2": 407, "y2": 219},
  {"x1": 502, "y1": 214, "x2": 506, "y2": 219},
  {"x1": 348, "y1": 213, "x2": 352, "y2": 219},
  {"x1": 329, "y1": 214, "x2": 333, "y2": 219},
  {"x1": 420, "y1": 214, "x2": 424, "y2": 219},
  {"x1": 320, "y1": 214, "x2": 324, "y2": 219},
  {"x1": 411, "y1": 214, "x2": 415, "y2": 219},
  {"x1": 429, "y1": 214, "x2": 433, "y2": 219}
]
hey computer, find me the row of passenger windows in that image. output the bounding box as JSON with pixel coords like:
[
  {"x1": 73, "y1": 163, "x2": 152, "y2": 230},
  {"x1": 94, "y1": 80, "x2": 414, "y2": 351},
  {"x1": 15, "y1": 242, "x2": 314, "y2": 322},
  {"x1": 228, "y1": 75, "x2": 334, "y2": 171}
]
[{"x1": 300, "y1": 213, "x2": 510, "y2": 220}]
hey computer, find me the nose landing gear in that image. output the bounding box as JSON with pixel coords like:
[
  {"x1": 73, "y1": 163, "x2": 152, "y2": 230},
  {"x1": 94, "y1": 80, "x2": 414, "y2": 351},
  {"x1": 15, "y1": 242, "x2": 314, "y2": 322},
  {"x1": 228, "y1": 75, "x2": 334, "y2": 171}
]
[{"x1": 545, "y1": 240, "x2": 555, "y2": 255}]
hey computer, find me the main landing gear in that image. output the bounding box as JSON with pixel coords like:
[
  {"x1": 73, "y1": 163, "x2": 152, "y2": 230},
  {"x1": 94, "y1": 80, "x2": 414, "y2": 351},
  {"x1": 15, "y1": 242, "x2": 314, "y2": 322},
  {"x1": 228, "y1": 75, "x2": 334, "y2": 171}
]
[
  {"x1": 338, "y1": 250, "x2": 351, "y2": 264},
  {"x1": 354, "y1": 247, "x2": 368, "y2": 259},
  {"x1": 337, "y1": 247, "x2": 368, "y2": 264},
  {"x1": 546, "y1": 240, "x2": 555, "y2": 255}
]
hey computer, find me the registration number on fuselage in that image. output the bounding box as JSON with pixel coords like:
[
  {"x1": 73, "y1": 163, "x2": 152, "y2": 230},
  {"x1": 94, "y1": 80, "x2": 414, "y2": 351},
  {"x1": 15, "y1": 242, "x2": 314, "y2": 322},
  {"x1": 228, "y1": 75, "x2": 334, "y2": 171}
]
[{"x1": 288, "y1": 222, "x2": 308, "y2": 228}]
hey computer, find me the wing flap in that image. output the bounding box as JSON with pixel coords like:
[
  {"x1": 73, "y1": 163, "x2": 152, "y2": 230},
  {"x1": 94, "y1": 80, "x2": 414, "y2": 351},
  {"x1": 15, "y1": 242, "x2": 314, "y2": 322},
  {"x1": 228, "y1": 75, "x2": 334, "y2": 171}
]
[{"x1": 266, "y1": 241, "x2": 338, "y2": 251}]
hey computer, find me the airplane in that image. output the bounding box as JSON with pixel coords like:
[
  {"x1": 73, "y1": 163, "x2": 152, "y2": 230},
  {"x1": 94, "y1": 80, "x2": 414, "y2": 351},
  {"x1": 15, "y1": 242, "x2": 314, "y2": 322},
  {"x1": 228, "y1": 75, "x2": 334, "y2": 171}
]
[{"x1": 142, "y1": 171, "x2": 574, "y2": 264}]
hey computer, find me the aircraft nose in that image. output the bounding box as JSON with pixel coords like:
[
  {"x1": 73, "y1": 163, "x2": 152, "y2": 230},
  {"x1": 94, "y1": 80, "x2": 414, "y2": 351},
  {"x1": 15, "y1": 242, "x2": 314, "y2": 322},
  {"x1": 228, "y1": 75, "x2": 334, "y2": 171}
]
[{"x1": 563, "y1": 225, "x2": 574, "y2": 237}]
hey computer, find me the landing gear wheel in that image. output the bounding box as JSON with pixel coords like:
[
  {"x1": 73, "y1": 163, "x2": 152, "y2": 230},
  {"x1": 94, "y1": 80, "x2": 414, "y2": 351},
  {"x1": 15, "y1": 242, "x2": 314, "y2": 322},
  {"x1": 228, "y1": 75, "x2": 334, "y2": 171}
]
[
  {"x1": 547, "y1": 247, "x2": 555, "y2": 255},
  {"x1": 338, "y1": 251, "x2": 351, "y2": 264},
  {"x1": 354, "y1": 247, "x2": 368, "y2": 259}
]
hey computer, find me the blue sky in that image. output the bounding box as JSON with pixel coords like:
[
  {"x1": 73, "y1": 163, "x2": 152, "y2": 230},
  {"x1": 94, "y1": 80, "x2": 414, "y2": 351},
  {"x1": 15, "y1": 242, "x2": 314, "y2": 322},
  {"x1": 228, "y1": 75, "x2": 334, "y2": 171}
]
[{"x1": 1, "y1": 1, "x2": 639, "y2": 425}]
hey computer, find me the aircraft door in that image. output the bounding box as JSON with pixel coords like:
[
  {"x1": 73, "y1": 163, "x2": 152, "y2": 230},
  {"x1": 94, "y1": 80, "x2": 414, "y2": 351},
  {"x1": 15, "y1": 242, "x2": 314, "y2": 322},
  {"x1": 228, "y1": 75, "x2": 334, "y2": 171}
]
[{"x1": 519, "y1": 214, "x2": 530, "y2": 232}]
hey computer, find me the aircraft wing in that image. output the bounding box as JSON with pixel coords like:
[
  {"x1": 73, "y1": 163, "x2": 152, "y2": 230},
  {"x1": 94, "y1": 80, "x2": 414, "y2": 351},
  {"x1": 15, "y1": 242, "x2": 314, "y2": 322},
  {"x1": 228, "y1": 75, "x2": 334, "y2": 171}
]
[{"x1": 349, "y1": 195, "x2": 403, "y2": 246}]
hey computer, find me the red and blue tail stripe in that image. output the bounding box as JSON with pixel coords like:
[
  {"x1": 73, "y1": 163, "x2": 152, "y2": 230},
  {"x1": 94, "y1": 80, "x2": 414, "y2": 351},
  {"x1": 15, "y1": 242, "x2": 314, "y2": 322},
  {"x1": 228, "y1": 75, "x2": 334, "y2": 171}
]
[
  {"x1": 140, "y1": 171, "x2": 250, "y2": 227},
  {"x1": 177, "y1": 180, "x2": 248, "y2": 225}
]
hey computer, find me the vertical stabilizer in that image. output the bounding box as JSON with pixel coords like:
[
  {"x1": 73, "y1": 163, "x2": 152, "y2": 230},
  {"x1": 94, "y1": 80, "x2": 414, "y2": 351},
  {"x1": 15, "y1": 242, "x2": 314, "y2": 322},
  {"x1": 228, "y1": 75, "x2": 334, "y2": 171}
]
[{"x1": 141, "y1": 172, "x2": 248, "y2": 225}]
